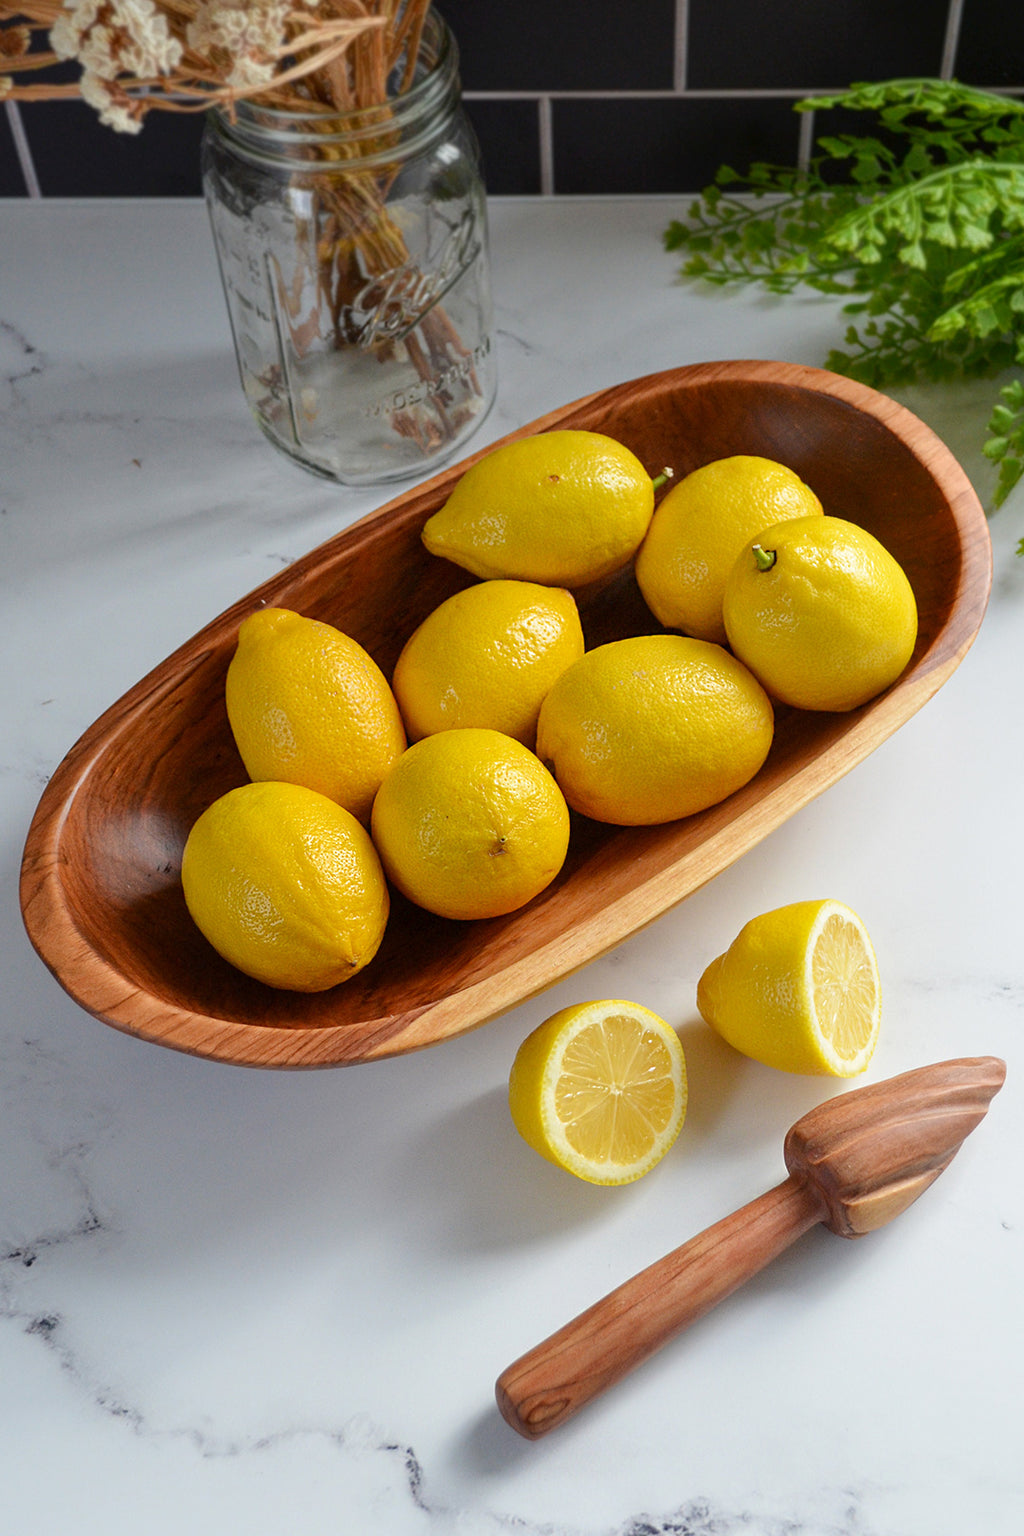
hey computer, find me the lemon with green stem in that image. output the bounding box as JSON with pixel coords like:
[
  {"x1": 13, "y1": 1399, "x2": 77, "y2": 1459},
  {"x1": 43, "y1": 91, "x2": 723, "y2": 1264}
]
[
  {"x1": 635, "y1": 454, "x2": 823, "y2": 644},
  {"x1": 723, "y1": 515, "x2": 918, "y2": 712}
]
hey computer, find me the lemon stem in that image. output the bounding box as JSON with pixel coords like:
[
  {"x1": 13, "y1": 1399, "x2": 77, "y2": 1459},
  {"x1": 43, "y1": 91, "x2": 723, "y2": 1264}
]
[
  {"x1": 651, "y1": 468, "x2": 674, "y2": 491},
  {"x1": 752, "y1": 544, "x2": 777, "y2": 571}
]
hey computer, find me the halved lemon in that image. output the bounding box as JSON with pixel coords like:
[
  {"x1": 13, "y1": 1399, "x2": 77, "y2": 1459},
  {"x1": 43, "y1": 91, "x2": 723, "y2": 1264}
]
[
  {"x1": 508, "y1": 1000, "x2": 688, "y2": 1185},
  {"x1": 696, "y1": 899, "x2": 881, "y2": 1077}
]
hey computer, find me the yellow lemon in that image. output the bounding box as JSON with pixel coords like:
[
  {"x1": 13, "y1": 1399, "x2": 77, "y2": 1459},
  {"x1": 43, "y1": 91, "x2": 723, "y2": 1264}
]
[
  {"x1": 722, "y1": 516, "x2": 918, "y2": 712},
  {"x1": 635, "y1": 455, "x2": 823, "y2": 644},
  {"x1": 697, "y1": 899, "x2": 881, "y2": 1076},
  {"x1": 370, "y1": 728, "x2": 570, "y2": 921},
  {"x1": 181, "y1": 781, "x2": 389, "y2": 992},
  {"x1": 421, "y1": 429, "x2": 659, "y2": 585},
  {"x1": 392, "y1": 579, "x2": 585, "y2": 748},
  {"x1": 225, "y1": 607, "x2": 406, "y2": 822},
  {"x1": 508, "y1": 1000, "x2": 687, "y2": 1185},
  {"x1": 535, "y1": 634, "x2": 773, "y2": 826}
]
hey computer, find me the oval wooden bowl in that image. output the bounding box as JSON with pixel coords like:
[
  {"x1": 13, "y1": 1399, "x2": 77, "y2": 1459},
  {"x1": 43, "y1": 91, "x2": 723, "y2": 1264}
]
[{"x1": 20, "y1": 361, "x2": 992, "y2": 1068}]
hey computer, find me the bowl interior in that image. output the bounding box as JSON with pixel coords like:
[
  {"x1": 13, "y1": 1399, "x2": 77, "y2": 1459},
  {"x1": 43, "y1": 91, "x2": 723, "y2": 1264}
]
[{"x1": 27, "y1": 364, "x2": 987, "y2": 1063}]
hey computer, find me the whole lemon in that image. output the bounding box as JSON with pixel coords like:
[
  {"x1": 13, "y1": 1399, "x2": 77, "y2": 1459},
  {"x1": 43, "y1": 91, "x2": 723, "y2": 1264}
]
[
  {"x1": 696, "y1": 899, "x2": 881, "y2": 1076},
  {"x1": 392, "y1": 579, "x2": 584, "y2": 748},
  {"x1": 723, "y1": 515, "x2": 918, "y2": 712},
  {"x1": 370, "y1": 728, "x2": 570, "y2": 921},
  {"x1": 181, "y1": 781, "x2": 389, "y2": 992},
  {"x1": 535, "y1": 634, "x2": 774, "y2": 826},
  {"x1": 225, "y1": 607, "x2": 406, "y2": 822},
  {"x1": 635, "y1": 455, "x2": 823, "y2": 644},
  {"x1": 421, "y1": 429, "x2": 657, "y2": 585}
]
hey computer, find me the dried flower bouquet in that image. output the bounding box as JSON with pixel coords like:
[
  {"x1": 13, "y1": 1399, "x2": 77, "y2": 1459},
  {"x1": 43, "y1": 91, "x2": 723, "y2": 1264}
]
[
  {"x1": 1, "y1": 2, "x2": 430, "y2": 134},
  {"x1": 1, "y1": 3, "x2": 491, "y2": 475}
]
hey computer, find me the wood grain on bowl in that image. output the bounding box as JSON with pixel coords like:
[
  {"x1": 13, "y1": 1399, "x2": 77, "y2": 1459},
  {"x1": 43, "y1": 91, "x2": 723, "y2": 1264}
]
[{"x1": 19, "y1": 361, "x2": 992, "y2": 1068}]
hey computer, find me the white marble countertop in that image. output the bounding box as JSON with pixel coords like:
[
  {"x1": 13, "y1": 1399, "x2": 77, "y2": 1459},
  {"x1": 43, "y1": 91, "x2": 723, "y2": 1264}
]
[{"x1": 2, "y1": 196, "x2": 1022, "y2": 1535}]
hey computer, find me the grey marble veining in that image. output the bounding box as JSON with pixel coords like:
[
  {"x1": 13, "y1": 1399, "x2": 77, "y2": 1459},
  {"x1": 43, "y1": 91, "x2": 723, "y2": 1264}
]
[{"x1": 1, "y1": 198, "x2": 1021, "y2": 1536}]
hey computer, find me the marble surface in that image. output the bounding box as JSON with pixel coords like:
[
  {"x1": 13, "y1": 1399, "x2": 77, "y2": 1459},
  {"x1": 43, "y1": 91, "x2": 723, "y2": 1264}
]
[{"x1": 2, "y1": 197, "x2": 1023, "y2": 1535}]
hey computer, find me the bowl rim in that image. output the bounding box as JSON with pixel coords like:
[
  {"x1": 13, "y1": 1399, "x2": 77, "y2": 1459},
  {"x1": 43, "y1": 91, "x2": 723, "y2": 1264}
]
[{"x1": 19, "y1": 359, "x2": 993, "y2": 1068}]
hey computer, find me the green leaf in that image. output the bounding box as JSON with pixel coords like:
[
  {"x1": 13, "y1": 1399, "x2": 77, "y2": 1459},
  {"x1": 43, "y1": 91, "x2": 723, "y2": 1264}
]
[
  {"x1": 997, "y1": 457, "x2": 1023, "y2": 506},
  {"x1": 662, "y1": 78, "x2": 1024, "y2": 539},
  {"x1": 989, "y1": 404, "x2": 1019, "y2": 431}
]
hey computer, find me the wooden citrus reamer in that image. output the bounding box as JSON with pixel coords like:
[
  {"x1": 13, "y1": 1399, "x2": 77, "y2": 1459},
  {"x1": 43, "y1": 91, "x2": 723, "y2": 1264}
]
[{"x1": 496, "y1": 1056, "x2": 1006, "y2": 1439}]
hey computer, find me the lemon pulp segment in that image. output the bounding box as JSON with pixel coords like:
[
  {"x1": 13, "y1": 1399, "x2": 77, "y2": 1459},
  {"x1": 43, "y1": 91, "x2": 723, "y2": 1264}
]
[
  {"x1": 809, "y1": 906, "x2": 881, "y2": 1068},
  {"x1": 509, "y1": 1000, "x2": 687, "y2": 1184},
  {"x1": 555, "y1": 1013, "x2": 682, "y2": 1164}
]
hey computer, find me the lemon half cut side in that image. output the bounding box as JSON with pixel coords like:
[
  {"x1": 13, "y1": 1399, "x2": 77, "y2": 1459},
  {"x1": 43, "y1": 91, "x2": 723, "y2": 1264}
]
[
  {"x1": 810, "y1": 904, "x2": 882, "y2": 1072},
  {"x1": 508, "y1": 1000, "x2": 688, "y2": 1185},
  {"x1": 697, "y1": 898, "x2": 881, "y2": 1077}
]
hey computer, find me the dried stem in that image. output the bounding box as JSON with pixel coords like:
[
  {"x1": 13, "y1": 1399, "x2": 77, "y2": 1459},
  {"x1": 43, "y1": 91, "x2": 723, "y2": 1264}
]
[{"x1": 0, "y1": 2, "x2": 434, "y2": 120}]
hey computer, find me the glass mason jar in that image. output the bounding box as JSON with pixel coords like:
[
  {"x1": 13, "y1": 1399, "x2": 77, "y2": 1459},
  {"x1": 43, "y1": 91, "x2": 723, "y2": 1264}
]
[{"x1": 201, "y1": 12, "x2": 496, "y2": 486}]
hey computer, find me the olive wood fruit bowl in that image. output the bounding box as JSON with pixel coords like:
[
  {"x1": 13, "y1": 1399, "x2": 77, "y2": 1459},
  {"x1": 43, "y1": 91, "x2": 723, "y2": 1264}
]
[{"x1": 19, "y1": 361, "x2": 992, "y2": 1068}]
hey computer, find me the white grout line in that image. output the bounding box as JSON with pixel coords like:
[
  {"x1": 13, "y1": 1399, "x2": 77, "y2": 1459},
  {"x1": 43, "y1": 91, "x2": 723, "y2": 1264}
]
[
  {"x1": 538, "y1": 95, "x2": 554, "y2": 195},
  {"x1": 941, "y1": 0, "x2": 965, "y2": 79},
  {"x1": 5, "y1": 101, "x2": 42, "y2": 198},
  {"x1": 464, "y1": 83, "x2": 1024, "y2": 105},
  {"x1": 797, "y1": 106, "x2": 816, "y2": 174},
  {"x1": 464, "y1": 87, "x2": 866, "y2": 102},
  {"x1": 674, "y1": 0, "x2": 689, "y2": 93}
]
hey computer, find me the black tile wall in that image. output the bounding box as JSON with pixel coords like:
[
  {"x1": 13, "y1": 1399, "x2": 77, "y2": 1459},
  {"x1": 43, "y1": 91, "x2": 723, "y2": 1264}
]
[
  {"x1": 551, "y1": 96, "x2": 801, "y2": 196},
  {"x1": 443, "y1": 0, "x2": 677, "y2": 92},
  {"x1": 687, "y1": 0, "x2": 950, "y2": 91},
  {"x1": 25, "y1": 103, "x2": 205, "y2": 196},
  {"x1": 2, "y1": 0, "x2": 1019, "y2": 198},
  {"x1": 956, "y1": 0, "x2": 1024, "y2": 89},
  {"x1": 463, "y1": 99, "x2": 544, "y2": 196}
]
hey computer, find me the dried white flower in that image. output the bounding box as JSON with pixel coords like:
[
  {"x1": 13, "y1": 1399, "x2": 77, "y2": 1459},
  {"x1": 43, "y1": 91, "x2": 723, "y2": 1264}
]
[
  {"x1": 78, "y1": 22, "x2": 117, "y2": 76},
  {"x1": 113, "y1": 0, "x2": 183, "y2": 77},
  {"x1": 79, "y1": 65, "x2": 142, "y2": 132},
  {"x1": 51, "y1": 1, "x2": 102, "y2": 62},
  {"x1": 52, "y1": 0, "x2": 182, "y2": 78},
  {"x1": 12, "y1": 0, "x2": 427, "y2": 130},
  {"x1": 187, "y1": 0, "x2": 289, "y2": 89}
]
